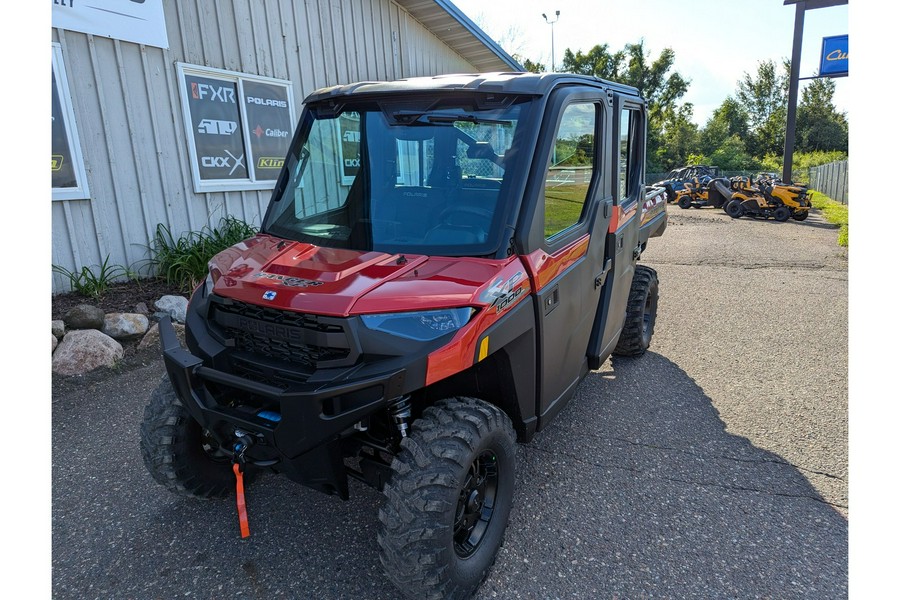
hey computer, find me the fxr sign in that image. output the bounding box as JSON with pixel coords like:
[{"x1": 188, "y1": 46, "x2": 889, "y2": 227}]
[{"x1": 819, "y1": 35, "x2": 848, "y2": 78}]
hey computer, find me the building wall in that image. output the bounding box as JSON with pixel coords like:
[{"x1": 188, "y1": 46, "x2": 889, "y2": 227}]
[{"x1": 51, "y1": 0, "x2": 476, "y2": 292}]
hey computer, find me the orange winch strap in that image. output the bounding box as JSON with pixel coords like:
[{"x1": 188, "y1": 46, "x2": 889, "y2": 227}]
[{"x1": 233, "y1": 463, "x2": 250, "y2": 538}]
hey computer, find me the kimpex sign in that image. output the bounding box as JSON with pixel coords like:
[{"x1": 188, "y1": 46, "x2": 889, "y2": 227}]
[{"x1": 52, "y1": 0, "x2": 169, "y2": 49}]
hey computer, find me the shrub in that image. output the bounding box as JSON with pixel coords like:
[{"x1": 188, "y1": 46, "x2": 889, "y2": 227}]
[
  {"x1": 148, "y1": 216, "x2": 259, "y2": 292},
  {"x1": 52, "y1": 255, "x2": 137, "y2": 299}
]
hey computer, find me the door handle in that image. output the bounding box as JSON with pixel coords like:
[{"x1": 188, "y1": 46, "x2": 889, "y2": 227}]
[{"x1": 594, "y1": 258, "x2": 612, "y2": 289}]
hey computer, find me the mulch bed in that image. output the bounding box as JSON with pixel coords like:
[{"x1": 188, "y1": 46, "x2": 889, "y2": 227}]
[{"x1": 52, "y1": 277, "x2": 187, "y2": 321}]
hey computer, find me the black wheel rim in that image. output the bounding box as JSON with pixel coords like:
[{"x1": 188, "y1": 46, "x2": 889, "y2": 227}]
[{"x1": 453, "y1": 450, "x2": 499, "y2": 558}]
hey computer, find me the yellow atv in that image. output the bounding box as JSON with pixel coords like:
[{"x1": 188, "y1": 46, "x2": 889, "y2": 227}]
[
  {"x1": 724, "y1": 176, "x2": 810, "y2": 222},
  {"x1": 673, "y1": 175, "x2": 732, "y2": 210}
]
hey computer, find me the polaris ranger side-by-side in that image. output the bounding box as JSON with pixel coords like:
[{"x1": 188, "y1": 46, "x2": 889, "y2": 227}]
[{"x1": 141, "y1": 73, "x2": 667, "y2": 600}]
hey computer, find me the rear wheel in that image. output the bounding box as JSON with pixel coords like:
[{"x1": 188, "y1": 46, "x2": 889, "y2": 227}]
[
  {"x1": 378, "y1": 397, "x2": 516, "y2": 600},
  {"x1": 613, "y1": 265, "x2": 659, "y2": 357},
  {"x1": 774, "y1": 206, "x2": 791, "y2": 222},
  {"x1": 725, "y1": 199, "x2": 744, "y2": 219},
  {"x1": 140, "y1": 376, "x2": 241, "y2": 498}
]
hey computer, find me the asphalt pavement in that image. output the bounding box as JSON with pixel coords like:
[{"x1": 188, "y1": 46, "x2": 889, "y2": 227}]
[{"x1": 51, "y1": 205, "x2": 848, "y2": 599}]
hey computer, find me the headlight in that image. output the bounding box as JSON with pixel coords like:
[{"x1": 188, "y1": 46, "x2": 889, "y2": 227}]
[{"x1": 360, "y1": 308, "x2": 475, "y2": 341}]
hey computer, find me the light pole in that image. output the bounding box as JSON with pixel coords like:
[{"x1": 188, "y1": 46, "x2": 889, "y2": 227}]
[{"x1": 542, "y1": 10, "x2": 560, "y2": 72}]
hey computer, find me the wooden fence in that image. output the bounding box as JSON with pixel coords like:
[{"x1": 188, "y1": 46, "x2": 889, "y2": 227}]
[{"x1": 806, "y1": 160, "x2": 849, "y2": 204}]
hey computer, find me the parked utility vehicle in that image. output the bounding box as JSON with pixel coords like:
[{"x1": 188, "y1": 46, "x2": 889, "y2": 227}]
[{"x1": 141, "y1": 73, "x2": 667, "y2": 600}]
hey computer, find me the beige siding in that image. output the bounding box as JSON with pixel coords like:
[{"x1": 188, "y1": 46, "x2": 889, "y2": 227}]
[{"x1": 52, "y1": 0, "x2": 478, "y2": 292}]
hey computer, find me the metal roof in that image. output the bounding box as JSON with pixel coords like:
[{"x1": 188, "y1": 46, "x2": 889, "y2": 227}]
[{"x1": 394, "y1": 0, "x2": 523, "y2": 72}]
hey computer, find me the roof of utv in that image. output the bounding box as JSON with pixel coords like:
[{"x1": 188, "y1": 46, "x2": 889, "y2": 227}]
[{"x1": 303, "y1": 72, "x2": 641, "y2": 104}]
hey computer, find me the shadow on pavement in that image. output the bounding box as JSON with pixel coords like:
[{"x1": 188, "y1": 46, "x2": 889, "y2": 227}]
[{"x1": 52, "y1": 353, "x2": 847, "y2": 599}]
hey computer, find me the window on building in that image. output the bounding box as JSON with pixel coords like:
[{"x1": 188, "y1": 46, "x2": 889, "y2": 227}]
[
  {"x1": 544, "y1": 103, "x2": 595, "y2": 239},
  {"x1": 177, "y1": 64, "x2": 296, "y2": 193},
  {"x1": 52, "y1": 43, "x2": 90, "y2": 201}
]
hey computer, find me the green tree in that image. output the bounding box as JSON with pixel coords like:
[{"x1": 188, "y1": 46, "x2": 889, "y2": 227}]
[
  {"x1": 653, "y1": 104, "x2": 699, "y2": 169},
  {"x1": 699, "y1": 97, "x2": 749, "y2": 157},
  {"x1": 796, "y1": 76, "x2": 848, "y2": 152},
  {"x1": 735, "y1": 59, "x2": 791, "y2": 158},
  {"x1": 560, "y1": 41, "x2": 689, "y2": 171},
  {"x1": 521, "y1": 57, "x2": 546, "y2": 73}
]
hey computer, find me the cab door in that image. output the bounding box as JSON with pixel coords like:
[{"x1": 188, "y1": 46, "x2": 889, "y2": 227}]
[
  {"x1": 519, "y1": 89, "x2": 612, "y2": 426},
  {"x1": 588, "y1": 96, "x2": 648, "y2": 363}
]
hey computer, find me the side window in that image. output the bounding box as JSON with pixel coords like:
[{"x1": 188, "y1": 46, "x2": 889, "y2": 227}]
[
  {"x1": 618, "y1": 108, "x2": 641, "y2": 202},
  {"x1": 544, "y1": 103, "x2": 596, "y2": 239}
]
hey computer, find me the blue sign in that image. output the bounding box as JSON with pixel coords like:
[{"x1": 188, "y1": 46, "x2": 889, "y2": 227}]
[{"x1": 820, "y1": 35, "x2": 848, "y2": 77}]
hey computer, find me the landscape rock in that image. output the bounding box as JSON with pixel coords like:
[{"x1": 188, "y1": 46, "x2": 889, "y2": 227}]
[
  {"x1": 154, "y1": 295, "x2": 189, "y2": 323},
  {"x1": 52, "y1": 329, "x2": 124, "y2": 376},
  {"x1": 64, "y1": 304, "x2": 105, "y2": 330},
  {"x1": 134, "y1": 302, "x2": 149, "y2": 315},
  {"x1": 102, "y1": 313, "x2": 150, "y2": 340},
  {"x1": 139, "y1": 322, "x2": 186, "y2": 351},
  {"x1": 52, "y1": 334, "x2": 58, "y2": 352},
  {"x1": 52, "y1": 320, "x2": 66, "y2": 339}
]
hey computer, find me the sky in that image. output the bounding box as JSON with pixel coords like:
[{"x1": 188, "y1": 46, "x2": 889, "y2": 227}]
[{"x1": 451, "y1": 0, "x2": 849, "y2": 127}]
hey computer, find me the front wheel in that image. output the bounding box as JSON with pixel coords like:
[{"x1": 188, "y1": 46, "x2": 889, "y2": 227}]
[
  {"x1": 140, "y1": 376, "x2": 243, "y2": 498},
  {"x1": 792, "y1": 210, "x2": 809, "y2": 221},
  {"x1": 774, "y1": 206, "x2": 791, "y2": 222},
  {"x1": 725, "y1": 199, "x2": 744, "y2": 219},
  {"x1": 678, "y1": 195, "x2": 693, "y2": 209},
  {"x1": 378, "y1": 397, "x2": 516, "y2": 600},
  {"x1": 613, "y1": 265, "x2": 659, "y2": 357}
]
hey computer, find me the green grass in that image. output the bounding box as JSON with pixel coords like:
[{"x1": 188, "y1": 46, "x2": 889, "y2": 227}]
[
  {"x1": 545, "y1": 183, "x2": 589, "y2": 238},
  {"x1": 808, "y1": 190, "x2": 849, "y2": 247}
]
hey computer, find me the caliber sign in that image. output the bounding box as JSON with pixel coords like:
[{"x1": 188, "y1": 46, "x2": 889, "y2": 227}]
[{"x1": 819, "y1": 35, "x2": 848, "y2": 78}]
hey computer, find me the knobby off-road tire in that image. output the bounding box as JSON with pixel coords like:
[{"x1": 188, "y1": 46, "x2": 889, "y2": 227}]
[
  {"x1": 613, "y1": 265, "x2": 659, "y2": 357},
  {"x1": 378, "y1": 397, "x2": 516, "y2": 600},
  {"x1": 140, "y1": 376, "x2": 242, "y2": 498}
]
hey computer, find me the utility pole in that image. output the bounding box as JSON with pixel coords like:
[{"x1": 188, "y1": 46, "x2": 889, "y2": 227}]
[{"x1": 542, "y1": 10, "x2": 560, "y2": 72}]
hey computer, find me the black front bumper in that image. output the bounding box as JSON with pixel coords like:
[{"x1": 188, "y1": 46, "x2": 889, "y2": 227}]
[{"x1": 158, "y1": 316, "x2": 414, "y2": 498}]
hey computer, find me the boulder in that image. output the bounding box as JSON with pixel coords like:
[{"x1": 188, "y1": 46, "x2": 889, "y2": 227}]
[
  {"x1": 102, "y1": 313, "x2": 150, "y2": 340},
  {"x1": 64, "y1": 304, "x2": 105, "y2": 330},
  {"x1": 139, "y1": 322, "x2": 186, "y2": 351},
  {"x1": 154, "y1": 295, "x2": 189, "y2": 323},
  {"x1": 52, "y1": 329, "x2": 124, "y2": 376},
  {"x1": 52, "y1": 320, "x2": 66, "y2": 339}
]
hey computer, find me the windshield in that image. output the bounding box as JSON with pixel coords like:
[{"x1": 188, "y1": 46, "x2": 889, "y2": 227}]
[{"x1": 263, "y1": 96, "x2": 533, "y2": 256}]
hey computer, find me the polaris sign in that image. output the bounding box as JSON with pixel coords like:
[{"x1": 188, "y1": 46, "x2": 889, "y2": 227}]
[{"x1": 819, "y1": 35, "x2": 848, "y2": 78}]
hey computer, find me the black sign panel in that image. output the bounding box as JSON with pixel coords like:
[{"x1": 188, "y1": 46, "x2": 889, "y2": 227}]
[
  {"x1": 184, "y1": 74, "x2": 247, "y2": 180},
  {"x1": 51, "y1": 72, "x2": 77, "y2": 189},
  {"x1": 243, "y1": 80, "x2": 293, "y2": 177},
  {"x1": 338, "y1": 112, "x2": 361, "y2": 184}
]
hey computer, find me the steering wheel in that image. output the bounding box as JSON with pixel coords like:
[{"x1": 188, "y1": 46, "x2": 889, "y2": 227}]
[{"x1": 436, "y1": 206, "x2": 494, "y2": 227}]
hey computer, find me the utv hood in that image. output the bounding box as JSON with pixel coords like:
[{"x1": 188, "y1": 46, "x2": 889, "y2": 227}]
[{"x1": 207, "y1": 234, "x2": 513, "y2": 316}]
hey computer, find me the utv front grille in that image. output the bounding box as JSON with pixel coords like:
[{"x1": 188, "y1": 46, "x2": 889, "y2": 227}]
[{"x1": 209, "y1": 295, "x2": 358, "y2": 369}]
